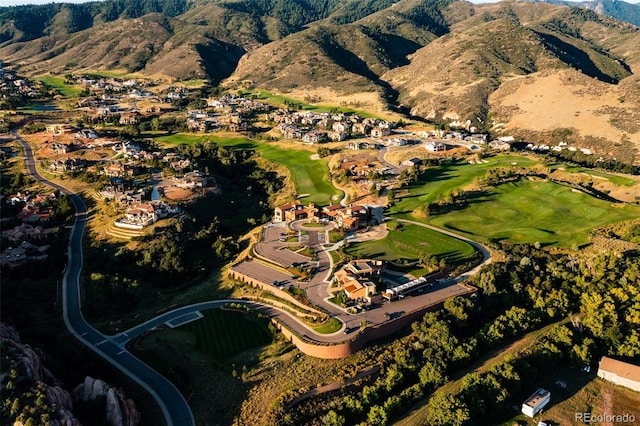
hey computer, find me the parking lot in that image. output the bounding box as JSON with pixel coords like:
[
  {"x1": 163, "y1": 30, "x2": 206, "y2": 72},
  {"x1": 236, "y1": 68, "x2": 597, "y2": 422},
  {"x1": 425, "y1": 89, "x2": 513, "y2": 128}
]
[{"x1": 231, "y1": 260, "x2": 296, "y2": 287}]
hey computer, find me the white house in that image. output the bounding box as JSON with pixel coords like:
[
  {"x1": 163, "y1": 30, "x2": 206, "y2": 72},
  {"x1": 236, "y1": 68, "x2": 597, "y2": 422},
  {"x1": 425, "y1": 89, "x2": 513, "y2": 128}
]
[{"x1": 424, "y1": 142, "x2": 446, "y2": 152}]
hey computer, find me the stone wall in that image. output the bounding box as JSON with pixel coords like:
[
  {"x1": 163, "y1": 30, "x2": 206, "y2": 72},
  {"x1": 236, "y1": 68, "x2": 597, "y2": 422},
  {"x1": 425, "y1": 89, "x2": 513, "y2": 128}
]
[
  {"x1": 270, "y1": 285, "x2": 478, "y2": 359},
  {"x1": 228, "y1": 268, "x2": 324, "y2": 317}
]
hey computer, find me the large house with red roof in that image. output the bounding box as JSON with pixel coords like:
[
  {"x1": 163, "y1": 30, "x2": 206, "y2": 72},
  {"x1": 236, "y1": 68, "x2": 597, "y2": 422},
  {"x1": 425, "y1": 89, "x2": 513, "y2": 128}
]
[
  {"x1": 333, "y1": 259, "x2": 383, "y2": 303},
  {"x1": 273, "y1": 201, "x2": 368, "y2": 231}
]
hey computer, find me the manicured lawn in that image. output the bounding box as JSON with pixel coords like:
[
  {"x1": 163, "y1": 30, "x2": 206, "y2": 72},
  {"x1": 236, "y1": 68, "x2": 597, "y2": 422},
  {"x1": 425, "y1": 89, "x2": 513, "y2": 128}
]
[
  {"x1": 184, "y1": 309, "x2": 273, "y2": 358},
  {"x1": 575, "y1": 168, "x2": 636, "y2": 186},
  {"x1": 388, "y1": 154, "x2": 640, "y2": 247},
  {"x1": 388, "y1": 154, "x2": 539, "y2": 217},
  {"x1": 345, "y1": 223, "x2": 478, "y2": 265},
  {"x1": 155, "y1": 133, "x2": 341, "y2": 204},
  {"x1": 36, "y1": 75, "x2": 83, "y2": 97},
  {"x1": 314, "y1": 317, "x2": 343, "y2": 334},
  {"x1": 426, "y1": 180, "x2": 640, "y2": 247}
]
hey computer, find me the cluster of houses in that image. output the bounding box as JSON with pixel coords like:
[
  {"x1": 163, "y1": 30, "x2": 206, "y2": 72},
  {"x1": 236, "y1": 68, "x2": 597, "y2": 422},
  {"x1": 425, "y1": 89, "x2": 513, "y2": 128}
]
[
  {"x1": 0, "y1": 240, "x2": 50, "y2": 269},
  {"x1": 1, "y1": 191, "x2": 58, "y2": 268},
  {"x1": 332, "y1": 259, "x2": 384, "y2": 304},
  {"x1": 0, "y1": 64, "x2": 41, "y2": 102},
  {"x1": 74, "y1": 75, "x2": 148, "y2": 93},
  {"x1": 273, "y1": 201, "x2": 369, "y2": 232},
  {"x1": 6, "y1": 192, "x2": 57, "y2": 223},
  {"x1": 271, "y1": 110, "x2": 395, "y2": 144},
  {"x1": 2, "y1": 223, "x2": 58, "y2": 243},
  {"x1": 71, "y1": 75, "x2": 167, "y2": 125},
  {"x1": 525, "y1": 141, "x2": 593, "y2": 155},
  {"x1": 186, "y1": 94, "x2": 268, "y2": 132}
]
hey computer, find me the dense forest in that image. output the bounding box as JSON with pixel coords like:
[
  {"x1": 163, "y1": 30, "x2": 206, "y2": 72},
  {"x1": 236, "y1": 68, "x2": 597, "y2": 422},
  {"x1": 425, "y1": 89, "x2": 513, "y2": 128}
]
[{"x1": 0, "y1": 0, "x2": 188, "y2": 43}]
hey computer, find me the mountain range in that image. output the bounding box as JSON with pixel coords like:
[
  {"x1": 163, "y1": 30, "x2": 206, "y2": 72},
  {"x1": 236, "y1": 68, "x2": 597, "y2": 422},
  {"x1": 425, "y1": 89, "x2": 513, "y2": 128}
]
[
  {"x1": 1, "y1": 0, "x2": 639, "y2": 162},
  {"x1": 533, "y1": 0, "x2": 640, "y2": 27}
]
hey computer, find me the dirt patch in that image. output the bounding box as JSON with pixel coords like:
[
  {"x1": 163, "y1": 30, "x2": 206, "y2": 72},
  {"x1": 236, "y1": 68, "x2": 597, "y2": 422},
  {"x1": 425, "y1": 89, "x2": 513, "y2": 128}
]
[
  {"x1": 602, "y1": 387, "x2": 613, "y2": 426},
  {"x1": 385, "y1": 145, "x2": 468, "y2": 165},
  {"x1": 163, "y1": 186, "x2": 193, "y2": 200}
]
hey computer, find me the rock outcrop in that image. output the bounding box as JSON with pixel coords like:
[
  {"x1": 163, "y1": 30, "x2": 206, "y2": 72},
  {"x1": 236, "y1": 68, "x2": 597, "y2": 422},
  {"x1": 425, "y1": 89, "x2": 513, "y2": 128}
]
[
  {"x1": 1, "y1": 322, "x2": 81, "y2": 426},
  {"x1": 74, "y1": 377, "x2": 141, "y2": 426},
  {"x1": 1, "y1": 323, "x2": 140, "y2": 426}
]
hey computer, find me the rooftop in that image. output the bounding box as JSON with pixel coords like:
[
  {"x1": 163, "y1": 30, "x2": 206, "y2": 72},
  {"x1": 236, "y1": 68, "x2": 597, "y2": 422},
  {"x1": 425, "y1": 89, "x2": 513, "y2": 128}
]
[
  {"x1": 599, "y1": 357, "x2": 640, "y2": 383},
  {"x1": 524, "y1": 389, "x2": 550, "y2": 408}
]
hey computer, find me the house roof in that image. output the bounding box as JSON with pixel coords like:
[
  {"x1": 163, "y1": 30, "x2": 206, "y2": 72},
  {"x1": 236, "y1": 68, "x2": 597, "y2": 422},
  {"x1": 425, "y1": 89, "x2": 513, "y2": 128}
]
[
  {"x1": 277, "y1": 201, "x2": 300, "y2": 211},
  {"x1": 599, "y1": 357, "x2": 640, "y2": 383}
]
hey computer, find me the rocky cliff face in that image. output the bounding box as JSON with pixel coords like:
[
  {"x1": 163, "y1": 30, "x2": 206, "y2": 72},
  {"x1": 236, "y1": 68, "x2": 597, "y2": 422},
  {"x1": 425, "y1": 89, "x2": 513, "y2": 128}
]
[
  {"x1": 1, "y1": 323, "x2": 140, "y2": 426},
  {"x1": 74, "y1": 376, "x2": 141, "y2": 426}
]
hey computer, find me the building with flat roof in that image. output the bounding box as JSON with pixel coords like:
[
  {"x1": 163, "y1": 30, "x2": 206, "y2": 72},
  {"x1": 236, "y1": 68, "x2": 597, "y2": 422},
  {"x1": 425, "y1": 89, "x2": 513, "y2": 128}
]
[
  {"x1": 521, "y1": 388, "x2": 550, "y2": 418},
  {"x1": 597, "y1": 357, "x2": 640, "y2": 392}
]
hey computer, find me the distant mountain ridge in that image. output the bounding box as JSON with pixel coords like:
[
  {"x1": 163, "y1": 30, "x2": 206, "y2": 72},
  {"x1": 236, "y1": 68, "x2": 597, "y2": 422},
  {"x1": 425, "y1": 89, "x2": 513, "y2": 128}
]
[
  {"x1": 531, "y1": 0, "x2": 640, "y2": 27},
  {"x1": 1, "y1": 0, "x2": 639, "y2": 162}
]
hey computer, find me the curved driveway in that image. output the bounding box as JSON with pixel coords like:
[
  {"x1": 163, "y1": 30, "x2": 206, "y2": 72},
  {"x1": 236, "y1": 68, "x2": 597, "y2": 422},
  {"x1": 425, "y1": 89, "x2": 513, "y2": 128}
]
[{"x1": 14, "y1": 132, "x2": 194, "y2": 426}]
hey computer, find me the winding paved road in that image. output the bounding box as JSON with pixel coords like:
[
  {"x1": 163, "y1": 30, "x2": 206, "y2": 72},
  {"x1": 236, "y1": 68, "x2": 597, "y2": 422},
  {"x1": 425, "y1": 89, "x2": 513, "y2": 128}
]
[{"x1": 14, "y1": 131, "x2": 194, "y2": 426}]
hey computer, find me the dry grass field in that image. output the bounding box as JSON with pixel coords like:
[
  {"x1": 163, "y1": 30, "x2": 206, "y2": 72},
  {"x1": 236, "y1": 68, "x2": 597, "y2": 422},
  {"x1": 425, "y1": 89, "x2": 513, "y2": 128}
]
[{"x1": 491, "y1": 69, "x2": 640, "y2": 162}]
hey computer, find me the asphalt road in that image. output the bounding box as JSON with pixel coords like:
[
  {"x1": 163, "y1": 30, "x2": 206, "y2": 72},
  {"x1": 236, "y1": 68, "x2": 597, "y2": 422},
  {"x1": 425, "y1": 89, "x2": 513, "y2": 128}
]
[{"x1": 14, "y1": 131, "x2": 194, "y2": 426}]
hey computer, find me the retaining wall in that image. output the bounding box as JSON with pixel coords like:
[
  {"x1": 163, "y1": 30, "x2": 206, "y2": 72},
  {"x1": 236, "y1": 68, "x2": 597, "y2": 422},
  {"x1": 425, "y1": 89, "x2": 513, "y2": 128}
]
[
  {"x1": 271, "y1": 284, "x2": 478, "y2": 359},
  {"x1": 228, "y1": 268, "x2": 324, "y2": 316}
]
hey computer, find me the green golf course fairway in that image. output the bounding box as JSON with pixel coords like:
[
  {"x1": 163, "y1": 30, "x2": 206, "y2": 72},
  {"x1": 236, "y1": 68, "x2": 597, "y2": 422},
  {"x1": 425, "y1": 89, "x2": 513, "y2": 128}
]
[
  {"x1": 36, "y1": 75, "x2": 83, "y2": 97},
  {"x1": 345, "y1": 223, "x2": 478, "y2": 265},
  {"x1": 388, "y1": 155, "x2": 539, "y2": 216},
  {"x1": 425, "y1": 179, "x2": 640, "y2": 246},
  {"x1": 155, "y1": 134, "x2": 341, "y2": 205}
]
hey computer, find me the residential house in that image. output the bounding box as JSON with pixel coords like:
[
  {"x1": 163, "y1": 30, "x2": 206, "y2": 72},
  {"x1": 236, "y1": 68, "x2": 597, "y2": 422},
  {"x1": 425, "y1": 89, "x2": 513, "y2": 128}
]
[
  {"x1": 104, "y1": 162, "x2": 139, "y2": 178},
  {"x1": 49, "y1": 158, "x2": 86, "y2": 173},
  {"x1": 328, "y1": 131, "x2": 347, "y2": 142},
  {"x1": 424, "y1": 142, "x2": 446, "y2": 152},
  {"x1": 371, "y1": 127, "x2": 391, "y2": 138},
  {"x1": 46, "y1": 124, "x2": 74, "y2": 135},
  {"x1": 119, "y1": 112, "x2": 140, "y2": 125},
  {"x1": 352, "y1": 123, "x2": 370, "y2": 135},
  {"x1": 322, "y1": 204, "x2": 368, "y2": 231},
  {"x1": 333, "y1": 259, "x2": 382, "y2": 303},
  {"x1": 274, "y1": 201, "x2": 303, "y2": 223},
  {"x1": 1, "y1": 241, "x2": 49, "y2": 268},
  {"x1": 466, "y1": 133, "x2": 488, "y2": 144},
  {"x1": 174, "y1": 171, "x2": 206, "y2": 188},
  {"x1": 302, "y1": 130, "x2": 327, "y2": 144},
  {"x1": 18, "y1": 205, "x2": 53, "y2": 223},
  {"x1": 279, "y1": 124, "x2": 303, "y2": 140},
  {"x1": 49, "y1": 142, "x2": 71, "y2": 155},
  {"x1": 332, "y1": 122, "x2": 351, "y2": 133},
  {"x1": 402, "y1": 158, "x2": 421, "y2": 167},
  {"x1": 597, "y1": 357, "x2": 640, "y2": 392},
  {"x1": 2, "y1": 224, "x2": 58, "y2": 243}
]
